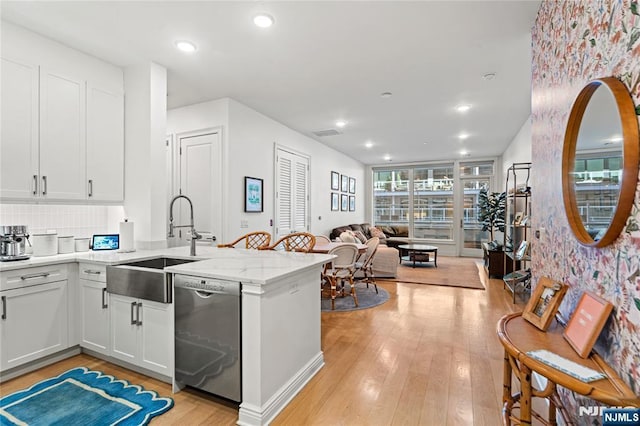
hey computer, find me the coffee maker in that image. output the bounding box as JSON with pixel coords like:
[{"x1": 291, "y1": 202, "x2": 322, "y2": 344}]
[{"x1": 0, "y1": 225, "x2": 31, "y2": 261}]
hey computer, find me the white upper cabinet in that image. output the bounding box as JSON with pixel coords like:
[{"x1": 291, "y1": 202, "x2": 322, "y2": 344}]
[
  {"x1": 39, "y1": 68, "x2": 87, "y2": 200},
  {"x1": 86, "y1": 83, "x2": 124, "y2": 202},
  {"x1": 0, "y1": 57, "x2": 39, "y2": 199},
  {"x1": 0, "y1": 24, "x2": 124, "y2": 203}
]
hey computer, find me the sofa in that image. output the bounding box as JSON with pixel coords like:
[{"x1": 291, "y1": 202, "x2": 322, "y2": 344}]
[{"x1": 329, "y1": 223, "x2": 399, "y2": 278}]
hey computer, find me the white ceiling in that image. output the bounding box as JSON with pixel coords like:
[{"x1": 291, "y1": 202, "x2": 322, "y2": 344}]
[{"x1": 1, "y1": 1, "x2": 541, "y2": 165}]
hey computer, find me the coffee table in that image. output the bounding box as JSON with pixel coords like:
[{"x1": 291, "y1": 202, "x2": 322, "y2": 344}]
[{"x1": 398, "y1": 244, "x2": 438, "y2": 268}]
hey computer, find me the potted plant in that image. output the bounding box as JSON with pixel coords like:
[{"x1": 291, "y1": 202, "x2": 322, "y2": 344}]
[{"x1": 478, "y1": 188, "x2": 506, "y2": 243}]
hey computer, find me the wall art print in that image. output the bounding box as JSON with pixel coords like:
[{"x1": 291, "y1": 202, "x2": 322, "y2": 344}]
[
  {"x1": 244, "y1": 176, "x2": 263, "y2": 213},
  {"x1": 532, "y1": 0, "x2": 640, "y2": 419}
]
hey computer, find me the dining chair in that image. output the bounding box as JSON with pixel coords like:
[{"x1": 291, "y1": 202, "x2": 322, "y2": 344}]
[
  {"x1": 261, "y1": 232, "x2": 316, "y2": 253},
  {"x1": 217, "y1": 231, "x2": 271, "y2": 249},
  {"x1": 323, "y1": 243, "x2": 359, "y2": 310},
  {"x1": 355, "y1": 237, "x2": 380, "y2": 294},
  {"x1": 314, "y1": 235, "x2": 331, "y2": 244}
]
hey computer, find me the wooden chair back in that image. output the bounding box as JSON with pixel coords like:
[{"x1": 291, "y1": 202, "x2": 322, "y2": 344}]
[
  {"x1": 360, "y1": 237, "x2": 380, "y2": 269},
  {"x1": 263, "y1": 232, "x2": 316, "y2": 253},
  {"x1": 217, "y1": 231, "x2": 271, "y2": 249}
]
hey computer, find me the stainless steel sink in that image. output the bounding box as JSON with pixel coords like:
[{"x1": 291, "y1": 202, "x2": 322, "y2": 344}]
[{"x1": 106, "y1": 256, "x2": 198, "y2": 303}]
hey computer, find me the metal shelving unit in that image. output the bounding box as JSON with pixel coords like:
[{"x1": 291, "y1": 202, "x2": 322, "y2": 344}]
[{"x1": 503, "y1": 162, "x2": 532, "y2": 303}]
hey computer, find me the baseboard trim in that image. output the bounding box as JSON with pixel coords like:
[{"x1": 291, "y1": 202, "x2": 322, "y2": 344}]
[
  {"x1": 0, "y1": 346, "x2": 81, "y2": 383},
  {"x1": 238, "y1": 351, "x2": 324, "y2": 426}
]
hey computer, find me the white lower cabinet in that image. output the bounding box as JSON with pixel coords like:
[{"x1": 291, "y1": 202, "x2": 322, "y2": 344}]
[
  {"x1": 0, "y1": 280, "x2": 68, "y2": 371},
  {"x1": 79, "y1": 278, "x2": 109, "y2": 355},
  {"x1": 109, "y1": 294, "x2": 172, "y2": 376}
]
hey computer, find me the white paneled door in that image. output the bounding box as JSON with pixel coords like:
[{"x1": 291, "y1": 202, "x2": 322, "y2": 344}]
[
  {"x1": 172, "y1": 130, "x2": 222, "y2": 246},
  {"x1": 275, "y1": 147, "x2": 310, "y2": 240}
]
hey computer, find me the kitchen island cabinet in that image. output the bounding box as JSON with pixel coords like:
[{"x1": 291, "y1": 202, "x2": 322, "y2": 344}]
[{"x1": 110, "y1": 294, "x2": 172, "y2": 377}]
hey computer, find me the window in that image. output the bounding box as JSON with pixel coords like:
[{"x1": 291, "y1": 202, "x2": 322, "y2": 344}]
[{"x1": 373, "y1": 164, "x2": 454, "y2": 240}]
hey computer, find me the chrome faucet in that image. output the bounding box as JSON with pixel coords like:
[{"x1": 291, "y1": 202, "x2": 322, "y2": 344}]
[{"x1": 168, "y1": 195, "x2": 201, "y2": 256}]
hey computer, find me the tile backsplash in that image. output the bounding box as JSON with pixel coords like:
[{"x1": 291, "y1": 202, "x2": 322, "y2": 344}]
[{"x1": 0, "y1": 204, "x2": 125, "y2": 238}]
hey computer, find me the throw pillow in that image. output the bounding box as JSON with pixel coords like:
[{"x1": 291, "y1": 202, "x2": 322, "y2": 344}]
[
  {"x1": 339, "y1": 230, "x2": 357, "y2": 243},
  {"x1": 369, "y1": 226, "x2": 387, "y2": 239},
  {"x1": 353, "y1": 230, "x2": 368, "y2": 243}
]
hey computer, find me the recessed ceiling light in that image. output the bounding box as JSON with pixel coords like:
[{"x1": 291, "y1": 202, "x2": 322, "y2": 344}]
[
  {"x1": 365, "y1": 141, "x2": 373, "y2": 148},
  {"x1": 335, "y1": 120, "x2": 348, "y2": 128},
  {"x1": 383, "y1": 154, "x2": 392, "y2": 161},
  {"x1": 254, "y1": 13, "x2": 274, "y2": 28},
  {"x1": 456, "y1": 104, "x2": 472, "y2": 113},
  {"x1": 608, "y1": 135, "x2": 623, "y2": 142},
  {"x1": 460, "y1": 149, "x2": 469, "y2": 156},
  {"x1": 458, "y1": 132, "x2": 470, "y2": 140},
  {"x1": 482, "y1": 72, "x2": 496, "y2": 80},
  {"x1": 380, "y1": 92, "x2": 393, "y2": 98},
  {"x1": 175, "y1": 40, "x2": 197, "y2": 53}
]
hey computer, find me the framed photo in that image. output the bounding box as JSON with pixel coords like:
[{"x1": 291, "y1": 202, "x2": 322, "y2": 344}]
[
  {"x1": 514, "y1": 211, "x2": 524, "y2": 225},
  {"x1": 349, "y1": 195, "x2": 355, "y2": 211},
  {"x1": 341, "y1": 175, "x2": 349, "y2": 192},
  {"x1": 331, "y1": 192, "x2": 339, "y2": 211},
  {"x1": 563, "y1": 292, "x2": 613, "y2": 358},
  {"x1": 349, "y1": 177, "x2": 356, "y2": 194},
  {"x1": 515, "y1": 240, "x2": 529, "y2": 260},
  {"x1": 331, "y1": 171, "x2": 340, "y2": 191},
  {"x1": 244, "y1": 176, "x2": 263, "y2": 212},
  {"x1": 522, "y1": 277, "x2": 567, "y2": 331},
  {"x1": 341, "y1": 194, "x2": 348, "y2": 211}
]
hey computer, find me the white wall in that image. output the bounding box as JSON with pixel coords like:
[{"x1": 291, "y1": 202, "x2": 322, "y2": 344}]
[
  {"x1": 501, "y1": 116, "x2": 532, "y2": 188},
  {"x1": 167, "y1": 98, "x2": 366, "y2": 242}
]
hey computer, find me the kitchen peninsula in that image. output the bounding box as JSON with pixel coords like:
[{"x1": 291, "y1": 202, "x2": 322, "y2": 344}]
[{"x1": 0, "y1": 246, "x2": 333, "y2": 426}]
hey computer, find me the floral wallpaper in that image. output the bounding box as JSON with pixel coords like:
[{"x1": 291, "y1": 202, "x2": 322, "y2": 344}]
[{"x1": 532, "y1": 0, "x2": 640, "y2": 420}]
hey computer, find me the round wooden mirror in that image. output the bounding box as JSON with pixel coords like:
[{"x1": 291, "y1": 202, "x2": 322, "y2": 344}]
[{"x1": 562, "y1": 77, "x2": 639, "y2": 247}]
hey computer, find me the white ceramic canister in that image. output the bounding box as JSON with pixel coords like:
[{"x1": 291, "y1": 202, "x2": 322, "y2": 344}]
[
  {"x1": 31, "y1": 233, "x2": 58, "y2": 257},
  {"x1": 74, "y1": 237, "x2": 90, "y2": 252},
  {"x1": 58, "y1": 236, "x2": 74, "y2": 254}
]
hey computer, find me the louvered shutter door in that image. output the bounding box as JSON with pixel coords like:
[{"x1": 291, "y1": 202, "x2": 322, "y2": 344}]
[{"x1": 275, "y1": 148, "x2": 309, "y2": 239}]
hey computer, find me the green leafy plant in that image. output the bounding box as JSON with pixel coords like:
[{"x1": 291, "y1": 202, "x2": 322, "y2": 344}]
[{"x1": 478, "y1": 188, "x2": 506, "y2": 241}]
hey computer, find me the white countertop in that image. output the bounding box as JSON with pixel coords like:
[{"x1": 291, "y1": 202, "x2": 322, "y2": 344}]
[{"x1": 0, "y1": 246, "x2": 333, "y2": 285}]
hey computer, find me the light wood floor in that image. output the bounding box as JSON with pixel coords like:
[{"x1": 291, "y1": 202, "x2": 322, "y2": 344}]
[{"x1": 0, "y1": 262, "x2": 528, "y2": 425}]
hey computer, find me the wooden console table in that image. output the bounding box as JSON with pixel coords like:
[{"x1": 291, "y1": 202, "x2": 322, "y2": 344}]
[{"x1": 496, "y1": 313, "x2": 640, "y2": 425}]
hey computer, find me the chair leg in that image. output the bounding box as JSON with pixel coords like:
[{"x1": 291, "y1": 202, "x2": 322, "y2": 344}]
[
  {"x1": 349, "y1": 277, "x2": 358, "y2": 307},
  {"x1": 330, "y1": 276, "x2": 337, "y2": 310},
  {"x1": 369, "y1": 268, "x2": 378, "y2": 294}
]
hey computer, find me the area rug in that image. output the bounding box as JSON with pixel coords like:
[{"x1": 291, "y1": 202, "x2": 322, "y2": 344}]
[
  {"x1": 321, "y1": 282, "x2": 390, "y2": 312},
  {"x1": 0, "y1": 367, "x2": 173, "y2": 426},
  {"x1": 382, "y1": 256, "x2": 485, "y2": 290}
]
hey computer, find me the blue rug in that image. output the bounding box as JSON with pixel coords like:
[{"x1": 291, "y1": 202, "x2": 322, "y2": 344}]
[
  {"x1": 321, "y1": 282, "x2": 390, "y2": 312},
  {"x1": 0, "y1": 367, "x2": 173, "y2": 426}
]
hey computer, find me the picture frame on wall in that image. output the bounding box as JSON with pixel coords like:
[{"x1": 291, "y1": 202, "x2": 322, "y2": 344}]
[
  {"x1": 522, "y1": 277, "x2": 567, "y2": 331},
  {"x1": 349, "y1": 196, "x2": 355, "y2": 211},
  {"x1": 244, "y1": 176, "x2": 263, "y2": 213},
  {"x1": 349, "y1": 177, "x2": 356, "y2": 194},
  {"x1": 341, "y1": 194, "x2": 348, "y2": 211},
  {"x1": 331, "y1": 171, "x2": 340, "y2": 191},
  {"x1": 331, "y1": 193, "x2": 339, "y2": 211},
  {"x1": 563, "y1": 292, "x2": 613, "y2": 358},
  {"x1": 341, "y1": 175, "x2": 349, "y2": 192}
]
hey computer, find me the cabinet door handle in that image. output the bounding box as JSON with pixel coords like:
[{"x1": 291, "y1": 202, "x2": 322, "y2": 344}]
[
  {"x1": 1, "y1": 296, "x2": 6, "y2": 320},
  {"x1": 20, "y1": 272, "x2": 50, "y2": 281},
  {"x1": 130, "y1": 301, "x2": 137, "y2": 325},
  {"x1": 88, "y1": 179, "x2": 93, "y2": 197},
  {"x1": 33, "y1": 175, "x2": 38, "y2": 195},
  {"x1": 84, "y1": 270, "x2": 102, "y2": 275},
  {"x1": 136, "y1": 302, "x2": 142, "y2": 326},
  {"x1": 42, "y1": 175, "x2": 47, "y2": 195},
  {"x1": 101, "y1": 288, "x2": 108, "y2": 309}
]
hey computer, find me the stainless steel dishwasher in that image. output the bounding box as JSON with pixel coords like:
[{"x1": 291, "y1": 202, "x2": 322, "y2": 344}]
[{"x1": 174, "y1": 274, "x2": 241, "y2": 402}]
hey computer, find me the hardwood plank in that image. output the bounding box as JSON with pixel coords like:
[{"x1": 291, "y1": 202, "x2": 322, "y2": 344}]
[{"x1": 0, "y1": 259, "x2": 530, "y2": 425}]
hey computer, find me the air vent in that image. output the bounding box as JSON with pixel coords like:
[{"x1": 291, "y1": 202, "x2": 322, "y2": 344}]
[{"x1": 312, "y1": 129, "x2": 342, "y2": 137}]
